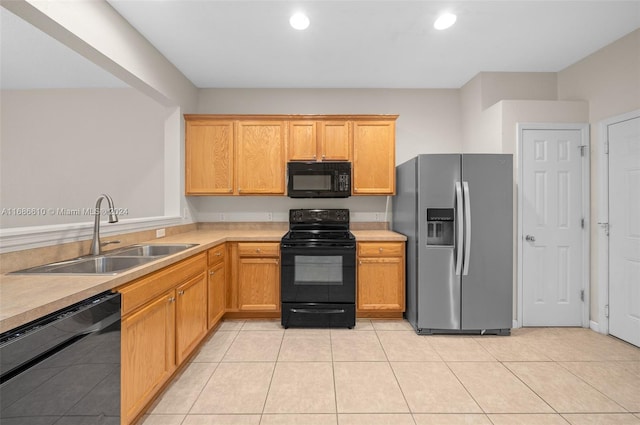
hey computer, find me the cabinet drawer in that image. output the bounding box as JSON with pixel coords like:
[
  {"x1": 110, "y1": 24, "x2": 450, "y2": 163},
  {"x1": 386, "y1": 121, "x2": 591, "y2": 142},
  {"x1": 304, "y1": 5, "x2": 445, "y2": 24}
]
[
  {"x1": 238, "y1": 242, "x2": 280, "y2": 257},
  {"x1": 208, "y1": 244, "x2": 226, "y2": 266},
  {"x1": 119, "y1": 253, "x2": 207, "y2": 316},
  {"x1": 358, "y1": 242, "x2": 404, "y2": 257}
]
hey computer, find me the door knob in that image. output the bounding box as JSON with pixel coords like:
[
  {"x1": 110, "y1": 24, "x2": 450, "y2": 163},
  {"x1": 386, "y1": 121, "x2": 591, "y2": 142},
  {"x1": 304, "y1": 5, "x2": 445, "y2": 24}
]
[{"x1": 525, "y1": 235, "x2": 536, "y2": 242}]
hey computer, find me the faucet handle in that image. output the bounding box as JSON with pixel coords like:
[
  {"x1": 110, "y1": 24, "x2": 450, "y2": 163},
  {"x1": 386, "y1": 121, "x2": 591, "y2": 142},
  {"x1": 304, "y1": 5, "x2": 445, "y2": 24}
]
[{"x1": 101, "y1": 240, "x2": 121, "y2": 247}]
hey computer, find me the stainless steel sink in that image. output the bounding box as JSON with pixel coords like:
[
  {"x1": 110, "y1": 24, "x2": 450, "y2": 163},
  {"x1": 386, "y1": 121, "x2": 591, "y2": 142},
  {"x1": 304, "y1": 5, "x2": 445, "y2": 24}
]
[
  {"x1": 10, "y1": 243, "x2": 198, "y2": 275},
  {"x1": 11, "y1": 256, "x2": 155, "y2": 275},
  {"x1": 109, "y1": 243, "x2": 198, "y2": 257}
]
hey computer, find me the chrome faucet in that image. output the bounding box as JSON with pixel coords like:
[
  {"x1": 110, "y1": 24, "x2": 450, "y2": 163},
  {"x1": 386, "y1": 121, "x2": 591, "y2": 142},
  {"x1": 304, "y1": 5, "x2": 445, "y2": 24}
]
[{"x1": 89, "y1": 194, "x2": 119, "y2": 255}]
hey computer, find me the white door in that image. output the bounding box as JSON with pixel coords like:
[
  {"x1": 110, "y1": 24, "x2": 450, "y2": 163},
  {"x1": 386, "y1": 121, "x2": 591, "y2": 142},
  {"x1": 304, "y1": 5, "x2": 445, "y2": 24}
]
[
  {"x1": 608, "y1": 116, "x2": 640, "y2": 347},
  {"x1": 522, "y1": 129, "x2": 585, "y2": 326}
]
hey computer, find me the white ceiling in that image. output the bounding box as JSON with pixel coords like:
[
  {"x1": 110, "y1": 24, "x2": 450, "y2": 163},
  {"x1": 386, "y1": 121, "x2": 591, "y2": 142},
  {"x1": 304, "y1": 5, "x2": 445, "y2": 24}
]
[{"x1": 2, "y1": 1, "x2": 640, "y2": 90}]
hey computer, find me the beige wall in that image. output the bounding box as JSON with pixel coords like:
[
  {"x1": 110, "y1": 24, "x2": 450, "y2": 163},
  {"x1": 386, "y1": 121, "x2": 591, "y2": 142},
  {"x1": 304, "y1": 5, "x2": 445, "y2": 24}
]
[
  {"x1": 460, "y1": 72, "x2": 557, "y2": 152},
  {"x1": 557, "y1": 28, "x2": 640, "y2": 325},
  {"x1": 0, "y1": 88, "x2": 167, "y2": 228}
]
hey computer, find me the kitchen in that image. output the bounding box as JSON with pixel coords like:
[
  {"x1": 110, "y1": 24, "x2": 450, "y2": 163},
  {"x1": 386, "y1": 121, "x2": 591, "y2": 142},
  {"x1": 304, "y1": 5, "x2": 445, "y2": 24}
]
[{"x1": 1, "y1": 1, "x2": 640, "y2": 425}]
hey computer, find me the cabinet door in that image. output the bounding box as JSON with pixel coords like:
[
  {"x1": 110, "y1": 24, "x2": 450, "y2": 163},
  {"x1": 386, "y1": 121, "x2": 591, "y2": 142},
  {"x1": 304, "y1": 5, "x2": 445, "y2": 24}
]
[
  {"x1": 208, "y1": 260, "x2": 226, "y2": 328},
  {"x1": 352, "y1": 121, "x2": 396, "y2": 194},
  {"x1": 288, "y1": 121, "x2": 318, "y2": 160},
  {"x1": 320, "y1": 121, "x2": 351, "y2": 161},
  {"x1": 357, "y1": 257, "x2": 405, "y2": 312},
  {"x1": 236, "y1": 121, "x2": 286, "y2": 194},
  {"x1": 175, "y1": 272, "x2": 208, "y2": 364},
  {"x1": 121, "y1": 291, "x2": 176, "y2": 425},
  {"x1": 185, "y1": 120, "x2": 234, "y2": 194},
  {"x1": 237, "y1": 257, "x2": 280, "y2": 311}
]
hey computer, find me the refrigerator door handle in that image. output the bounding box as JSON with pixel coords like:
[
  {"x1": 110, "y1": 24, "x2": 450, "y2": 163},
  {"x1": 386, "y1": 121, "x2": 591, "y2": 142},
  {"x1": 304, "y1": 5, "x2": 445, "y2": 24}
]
[
  {"x1": 463, "y1": 181, "x2": 471, "y2": 275},
  {"x1": 455, "y1": 182, "x2": 464, "y2": 275}
]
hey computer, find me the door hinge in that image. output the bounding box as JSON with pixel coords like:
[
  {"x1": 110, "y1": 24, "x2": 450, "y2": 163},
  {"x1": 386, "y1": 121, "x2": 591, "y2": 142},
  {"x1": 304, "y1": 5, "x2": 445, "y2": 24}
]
[
  {"x1": 581, "y1": 218, "x2": 585, "y2": 229},
  {"x1": 605, "y1": 304, "x2": 609, "y2": 318},
  {"x1": 598, "y1": 222, "x2": 610, "y2": 236},
  {"x1": 604, "y1": 141, "x2": 609, "y2": 154},
  {"x1": 578, "y1": 145, "x2": 587, "y2": 156},
  {"x1": 580, "y1": 289, "x2": 585, "y2": 302}
]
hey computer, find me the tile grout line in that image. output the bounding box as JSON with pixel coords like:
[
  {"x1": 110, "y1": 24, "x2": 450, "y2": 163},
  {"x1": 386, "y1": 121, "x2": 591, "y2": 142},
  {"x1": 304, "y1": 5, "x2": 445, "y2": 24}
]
[
  {"x1": 553, "y1": 360, "x2": 631, "y2": 414},
  {"x1": 330, "y1": 327, "x2": 340, "y2": 425},
  {"x1": 373, "y1": 324, "x2": 418, "y2": 425},
  {"x1": 498, "y1": 358, "x2": 562, "y2": 416},
  {"x1": 184, "y1": 325, "x2": 242, "y2": 420},
  {"x1": 257, "y1": 324, "x2": 286, "y2": 424},
  {"x1": 440, "y1": 358, "x2": 489, "y2": 419}
]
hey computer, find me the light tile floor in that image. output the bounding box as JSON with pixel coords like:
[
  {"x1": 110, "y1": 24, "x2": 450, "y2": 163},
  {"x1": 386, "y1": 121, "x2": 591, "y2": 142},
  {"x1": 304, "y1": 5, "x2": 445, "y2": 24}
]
[{"x1": 140, "y1": 319, "x2": 640, "y2": 425}]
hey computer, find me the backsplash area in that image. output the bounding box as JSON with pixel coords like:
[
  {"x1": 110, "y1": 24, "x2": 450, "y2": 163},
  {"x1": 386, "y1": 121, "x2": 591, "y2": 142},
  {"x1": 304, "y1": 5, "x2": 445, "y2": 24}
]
[{"x1": 187, "y1": 195, "x2": 393, "y2": 224}]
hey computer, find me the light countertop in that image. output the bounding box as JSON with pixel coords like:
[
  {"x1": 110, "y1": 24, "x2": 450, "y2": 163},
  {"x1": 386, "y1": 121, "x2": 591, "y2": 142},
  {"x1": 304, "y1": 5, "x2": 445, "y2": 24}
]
[{"x1": 0, "y1": 228, "x2": 405, "y2": 333}]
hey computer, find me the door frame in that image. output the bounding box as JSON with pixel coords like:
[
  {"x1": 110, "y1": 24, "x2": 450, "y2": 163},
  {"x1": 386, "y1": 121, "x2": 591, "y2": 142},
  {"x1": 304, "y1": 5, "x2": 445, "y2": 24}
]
[
  {"x1": 516, "y1": 123, "x2": 590, "y2": 328},
  {"x1": 597, "y1": 109, "x2": 640, "y2": 336}
]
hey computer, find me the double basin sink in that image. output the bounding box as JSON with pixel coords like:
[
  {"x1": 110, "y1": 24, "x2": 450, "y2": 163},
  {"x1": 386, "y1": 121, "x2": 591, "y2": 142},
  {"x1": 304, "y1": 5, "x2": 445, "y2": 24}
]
[{"x1": 11, "y1": 243, "x2": 198, "y2": 275}]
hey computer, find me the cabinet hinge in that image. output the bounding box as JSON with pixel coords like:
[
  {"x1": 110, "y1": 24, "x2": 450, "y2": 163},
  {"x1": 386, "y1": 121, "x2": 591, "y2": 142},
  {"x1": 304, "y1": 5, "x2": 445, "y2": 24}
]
[
  {"x1": 578, "y1": 145, "x2": 587, "y2": 156},
  {"x1": 580, "y1": 289, "x2": 585, "y2": 302},
  {"x1": 605, "y1": 304, "x2": 609, "y2": 318}
]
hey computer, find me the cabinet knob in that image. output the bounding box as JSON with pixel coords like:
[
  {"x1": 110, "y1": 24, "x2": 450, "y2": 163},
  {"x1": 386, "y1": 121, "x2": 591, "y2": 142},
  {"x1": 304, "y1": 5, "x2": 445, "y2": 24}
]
[
  {"x1": 256, "y1": 248, "x2": 261, "y2": 253},
  {"x1": 168, "y1": 296, "x2": 176, "y2": 303},
  {"x1": 215, "y1": 252, "x2": 222, "y2": 257},
  {"x1": 379, "y1": 248, "x2": 383, "y2": 252},
  {"x1": 321, "y1": 154, "x2": 326, "y2": 159},
  {"x1": 359, "y1": 260, "x2": 362, "y2": 265},
  {"x1": 209, "y1": 270, "x2": 216, "y2": 276},
  {"x1": 178, "y1": 290, "x2": 185, "y2": 296}
]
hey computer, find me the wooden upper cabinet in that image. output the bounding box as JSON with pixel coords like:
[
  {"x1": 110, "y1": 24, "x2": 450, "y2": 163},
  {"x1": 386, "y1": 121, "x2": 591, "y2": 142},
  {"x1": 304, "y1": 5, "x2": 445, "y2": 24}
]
[
  {"x1": 185, "y1": 120, "x2": 234, "y2": 195},
  {"x1": 236, "y1": 121, "x2": 286, "y2": 194},
  {"x1": 184, "y1": 115, "x2": 396, "y2": 196},
  {"x1": 320, "y1": 121, "x2": 351, "y2": 161},
  {"x1": 352, "y1": 120, "x2": 396, "y2": 195},
  {"x1": 288, "y1": 121, "x2": 318, "y2": 161},
  {"x1": 288, "y1": 120, "x2": 351, "y2": 161}
]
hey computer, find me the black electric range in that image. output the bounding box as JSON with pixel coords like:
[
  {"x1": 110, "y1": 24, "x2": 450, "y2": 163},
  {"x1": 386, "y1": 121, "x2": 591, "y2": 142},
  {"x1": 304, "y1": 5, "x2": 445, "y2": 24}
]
[{"x1": 280, "y1": 209, "x2": 356, "y2": 328}]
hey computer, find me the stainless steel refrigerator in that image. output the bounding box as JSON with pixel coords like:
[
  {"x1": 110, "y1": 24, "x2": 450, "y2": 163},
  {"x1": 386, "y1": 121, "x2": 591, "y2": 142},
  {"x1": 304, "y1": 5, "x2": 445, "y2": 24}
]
[{"x1": 393, "y1": 154, "x2": 513, "y2": 335}]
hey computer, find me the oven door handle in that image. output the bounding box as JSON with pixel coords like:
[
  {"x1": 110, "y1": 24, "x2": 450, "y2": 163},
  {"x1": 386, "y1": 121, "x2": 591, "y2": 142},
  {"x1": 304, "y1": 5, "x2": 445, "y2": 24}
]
[{"x1": 290, "y1": 308, "x2": 346, "y2": 314}]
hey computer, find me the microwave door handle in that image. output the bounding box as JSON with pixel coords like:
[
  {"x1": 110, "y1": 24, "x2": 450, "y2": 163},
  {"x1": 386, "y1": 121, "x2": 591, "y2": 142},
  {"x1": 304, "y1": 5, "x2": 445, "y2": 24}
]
[{"x1": 455, "y1": 182, "x2": 464, "y2": 276}]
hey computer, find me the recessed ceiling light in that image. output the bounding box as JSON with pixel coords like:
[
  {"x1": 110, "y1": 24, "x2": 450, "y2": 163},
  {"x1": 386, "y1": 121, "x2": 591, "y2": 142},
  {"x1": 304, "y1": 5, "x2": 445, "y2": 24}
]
[
  {"x1": 290, "y1": 12, "x2": 310, "y2": 30},
  {"x1": 434, "y1": 12, "x2": 457, "y2": 30}
]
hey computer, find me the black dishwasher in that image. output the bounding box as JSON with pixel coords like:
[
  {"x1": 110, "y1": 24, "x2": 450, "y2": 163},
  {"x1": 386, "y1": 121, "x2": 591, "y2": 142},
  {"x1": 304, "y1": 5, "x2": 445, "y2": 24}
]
[{"x1": 0, "y1": 291, "x2": 121, "y2": 425}]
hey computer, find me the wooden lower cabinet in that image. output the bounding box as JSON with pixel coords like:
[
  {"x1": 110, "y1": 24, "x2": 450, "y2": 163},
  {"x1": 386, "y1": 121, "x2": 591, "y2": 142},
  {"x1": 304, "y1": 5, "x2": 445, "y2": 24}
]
[
  {"x1": 237, "y1": 257, "x2": 280, "y2": 311},
  {"x1": 230, "y1": 242, "x2": 280, "y2": 312},
  {"x1": 175, "y1": 272, "x2": 208, "y2": 364},
  {"x1": 357, "y1": 242, "x2": 406, "y2": 313},
  {"x1": 119, "y1": 253, "x2": 207, "y2": 425},
  {"x1": 207, "y1": 244, "x2": 226, "y2": 328},
  {"x1": 121, "y1": 290, "x2": 176, "y2": 425}
]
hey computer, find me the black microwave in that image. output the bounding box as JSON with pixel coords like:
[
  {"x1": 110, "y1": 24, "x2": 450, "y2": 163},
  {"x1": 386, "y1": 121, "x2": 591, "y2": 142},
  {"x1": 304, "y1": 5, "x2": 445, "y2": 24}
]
[{"x1": 287, "y1": 161, "x2": 351, "y2": 198}]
